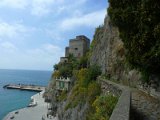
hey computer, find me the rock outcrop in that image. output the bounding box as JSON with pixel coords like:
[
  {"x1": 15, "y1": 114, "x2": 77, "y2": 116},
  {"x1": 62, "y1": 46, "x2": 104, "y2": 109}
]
[
  {"x1": 90, "y1": 16, "x2": 141, "y2": 86},
  {"x1": 57, "y1": 101, "x2": 88, "y2": 120}
]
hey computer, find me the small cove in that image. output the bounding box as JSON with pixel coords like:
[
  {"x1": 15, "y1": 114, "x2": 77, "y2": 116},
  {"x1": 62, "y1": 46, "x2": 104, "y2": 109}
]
[{"x1": 0, "y1": 69, "x2": 52, "y2": 120}]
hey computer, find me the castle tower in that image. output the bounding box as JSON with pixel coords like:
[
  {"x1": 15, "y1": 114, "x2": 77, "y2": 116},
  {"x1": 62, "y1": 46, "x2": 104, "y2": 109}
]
[{"x1": 65, "y1": 35, "x2": 90, "y2": 58}]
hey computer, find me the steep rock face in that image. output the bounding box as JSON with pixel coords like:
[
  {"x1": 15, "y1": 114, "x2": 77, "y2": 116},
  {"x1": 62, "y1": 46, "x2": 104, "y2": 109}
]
[
  {"x1": 57, "y1": 102, "x2": 88, "y2": 120},
  {"x1": 90, "y1": 16, "x2": 141, "y2": 86}
]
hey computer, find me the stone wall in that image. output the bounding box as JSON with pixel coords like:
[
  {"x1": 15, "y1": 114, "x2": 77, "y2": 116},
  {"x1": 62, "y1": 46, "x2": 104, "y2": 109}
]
[
  {"x1": 69, "y1": 39, "x2": 84, "y2": 58},
  {"x1": 99, "y1": 78, "x2": 121, "y2": 97},
  {"x1": 98, "y1": 77, "x2": 130, "y2": 120},
  {"x1": 65, "y1": 47, "x2": 69, "y2": 57},
  {"x1": 60, "y1": 57, "x2": 68, "y2": 63}
]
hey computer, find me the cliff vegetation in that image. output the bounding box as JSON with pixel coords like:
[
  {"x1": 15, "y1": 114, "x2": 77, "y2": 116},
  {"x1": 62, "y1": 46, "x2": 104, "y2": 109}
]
[
  {"x1": 49, "y1": 52, "x2": 118, "y2": 120},
  {"x1": 108, "y1": 0, "x2": 160, "y2": 82}
]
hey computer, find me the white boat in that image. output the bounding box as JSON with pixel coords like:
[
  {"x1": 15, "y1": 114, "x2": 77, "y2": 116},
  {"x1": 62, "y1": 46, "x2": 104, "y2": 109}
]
[{"x1": 27, "y1": 99, "x2": 37, "y2": 107}]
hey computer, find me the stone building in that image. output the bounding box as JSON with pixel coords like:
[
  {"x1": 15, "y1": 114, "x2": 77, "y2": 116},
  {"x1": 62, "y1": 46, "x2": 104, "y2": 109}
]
[
  {"x1": 55, "y1": 78, "x2": 71, "y2": 91},
  {"x1": 60, "y1": 57, "x2": 68, "y2": 63},
  {"x1": 65, "y1": 35, "x2": 90, "y2": 58},
  {"x1": 65, "y1": 47, "x2": 69, "y2": 57}
]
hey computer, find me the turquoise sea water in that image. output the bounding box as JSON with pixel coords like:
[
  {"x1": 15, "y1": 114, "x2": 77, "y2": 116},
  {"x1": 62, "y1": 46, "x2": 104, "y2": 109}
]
[{"x1": 0, "y1": 69, "x2": 52, "y2": 120}]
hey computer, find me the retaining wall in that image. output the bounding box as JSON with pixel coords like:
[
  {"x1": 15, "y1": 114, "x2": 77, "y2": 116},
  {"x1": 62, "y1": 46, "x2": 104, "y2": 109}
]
[{"x1": 99, "y1": 78, "x2": 131, "y2": 120}]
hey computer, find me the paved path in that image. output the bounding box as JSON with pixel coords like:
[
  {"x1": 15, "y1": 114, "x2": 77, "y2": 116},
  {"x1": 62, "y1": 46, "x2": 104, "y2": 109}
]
[
  {"x1": 131, "y1": 90, "x2": 160, "y2": 120},
  {"x1": 3, "y1": 91, "x2": 57, "y2": 120}
]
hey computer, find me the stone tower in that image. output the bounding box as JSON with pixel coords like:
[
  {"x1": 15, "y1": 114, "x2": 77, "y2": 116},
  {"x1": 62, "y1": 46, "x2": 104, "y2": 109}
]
[{"x1": 65, "y1": 35, "x2": 90, "y2": 58}]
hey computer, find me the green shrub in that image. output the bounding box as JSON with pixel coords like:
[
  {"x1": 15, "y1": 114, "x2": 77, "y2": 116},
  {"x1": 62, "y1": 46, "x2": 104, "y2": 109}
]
[
  {"x1": 108, "y1": 0, "x2": 160, "y2": 79},
  {"x1": 88, "y1": 82, "x2": 101, "y2": 104},
  {"x1": 65, "y1": 102, "x2": 72, "y2": 111},
  {"x1": 79, "y1": 55, "x2": 89, "y2": 68},
  {"x1": 65, "y1": 85, "x2": 87, "y2": 110},
  {"x1": 52, "y1": 71, "x2": 60, "y2": 78},
  {"x1": 57, "y1": 90, "x2": 67, "y2": 102},
  {"x1": 59, "y1": 64, "x2": 73, "y2": 78},
  {"x1": 65, "y1": 66, "x2": 102, "y2": 111},
  {"x1": 77, "y1": 68, "x2": 89, "y2": 87},
  {"x1": 87, "y1": 94, "x2": 118, "y2": 120},
  {"x1": 53, "y1": 64, "x2": 59, "y2": 71},
  {"x1": 88, "y1": 65, "x2": 102, "y2": 81}
]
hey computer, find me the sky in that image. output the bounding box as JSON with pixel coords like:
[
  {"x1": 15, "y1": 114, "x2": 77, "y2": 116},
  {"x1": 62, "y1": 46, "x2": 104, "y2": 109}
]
[{"x1": 0, "y1": 0, "x2": 108, "y2": 71}]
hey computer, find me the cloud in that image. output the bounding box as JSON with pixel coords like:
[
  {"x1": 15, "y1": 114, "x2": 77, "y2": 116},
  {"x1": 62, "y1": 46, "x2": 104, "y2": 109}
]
[
  {"x1": 51, "y1": 0, "x2": 88, "y2": 16},
  {"x1": 23, "y1": 44, "x2": 63, "y2": 70},
  {"x1": 45, "y1": 28, "x2": 65, "y2": 43},
  {"x1": 0, "y1": 0, "x2": 65, "y2": 16},
  {"x1": 0, "y1": 0, "x2": 88, "y2": 17},
  {"x1": 0, "y1": 21, "x2": 36, "y2": 39},
  {"x1": 43, "y1": 44, "x2": 62, "y2": 55},
  {"x1": 0, "y1": 22, "x2": 17, "y2": 38},
  {"x1": 60, "y1": 9, "x2": 106, "y2": 30},
  {"x1": 0, "y1": 41, "x2": 17, "y2": 52},
  {"x1": 31, "y1": 0, "x2": 55, "y2": 16},
  {"x1": 45, "y1": 8, "x2": 106, "y2": 43},
  {"x1": 0, "y1": 0, "x2": 28, "y2": 9},
  {"x1": 0, "y1": 43, "x2": 63, "y2": 70},
  {"x1": 26, "y1": 44, "x2": 63, "y2": 57}
]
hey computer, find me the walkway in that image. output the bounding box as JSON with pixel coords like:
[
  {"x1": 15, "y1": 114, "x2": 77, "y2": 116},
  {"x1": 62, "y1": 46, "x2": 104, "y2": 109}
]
[{"x1": 131, "y1": 89, "x2": 160, "y2": 120}]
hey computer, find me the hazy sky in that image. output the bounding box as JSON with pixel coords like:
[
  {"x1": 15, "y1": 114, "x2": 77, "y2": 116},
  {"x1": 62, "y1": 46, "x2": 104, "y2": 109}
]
[{"x1": 0, "y1": 0, "x2": 108, "y2": 71}]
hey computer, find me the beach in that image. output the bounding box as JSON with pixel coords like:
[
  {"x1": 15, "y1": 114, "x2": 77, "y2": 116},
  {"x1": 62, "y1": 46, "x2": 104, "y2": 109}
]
[{"x1": 3, "y1": 91, "x2": 57, "y2": 120}]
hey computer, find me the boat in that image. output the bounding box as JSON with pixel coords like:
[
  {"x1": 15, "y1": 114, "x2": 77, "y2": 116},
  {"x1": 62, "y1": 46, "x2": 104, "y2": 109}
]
[{"x1": 27, "y1": 98, "x2": 37, "y2": 107}]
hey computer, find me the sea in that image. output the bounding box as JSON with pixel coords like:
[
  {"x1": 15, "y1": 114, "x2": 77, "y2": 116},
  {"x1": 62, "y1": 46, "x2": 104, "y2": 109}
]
[{"x1": 0, "y1": 69, "x2": 52, "y2": 120}]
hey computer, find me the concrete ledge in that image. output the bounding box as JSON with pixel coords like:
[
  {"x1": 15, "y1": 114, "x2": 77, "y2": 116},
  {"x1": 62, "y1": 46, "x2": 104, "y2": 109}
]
[
  {"x1": 109, "y1": 90, "x2": 130, "y2": 120},
  {"x1": 3, "y1": 84, "x2": 45, "y2": 92},
  {"x1": 98, "y1": 78, "x2": 130, "y2": 120}
]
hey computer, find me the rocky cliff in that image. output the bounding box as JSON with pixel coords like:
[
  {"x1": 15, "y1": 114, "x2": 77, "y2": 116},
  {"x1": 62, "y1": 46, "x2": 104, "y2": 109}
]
[
  {"x1": 48, "y1": 15, "x2": 143, "y2": 120},
  {"x1": 57, "y1": 100, "x2": 88, "y2": 120},
  {"x1": 90, "y1": 16, "x2": 141, "y2": 86},
  {"x1": 47, "y1": 2, "x2": 160, "y2": 119}
]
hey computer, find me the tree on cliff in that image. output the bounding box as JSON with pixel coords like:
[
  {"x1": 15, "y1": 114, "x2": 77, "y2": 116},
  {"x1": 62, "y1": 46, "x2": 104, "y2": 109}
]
[{"x1": 108, "y1": 0, "x2": 160, "y2": 81}]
